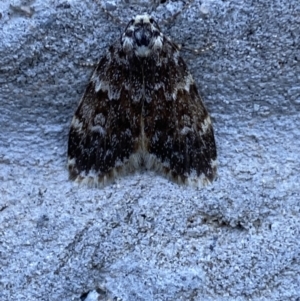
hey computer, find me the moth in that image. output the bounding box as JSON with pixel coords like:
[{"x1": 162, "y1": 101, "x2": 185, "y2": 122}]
[{"x1": 68, "y1": 14, "x2": 217, "y2": 187}]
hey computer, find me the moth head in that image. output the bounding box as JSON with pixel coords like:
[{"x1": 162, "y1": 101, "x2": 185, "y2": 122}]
[{"x1": 121, "y1": 14, "x2": 164, "y2": 57}]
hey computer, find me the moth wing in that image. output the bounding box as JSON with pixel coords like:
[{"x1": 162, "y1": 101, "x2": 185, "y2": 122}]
[
  {"x1": 143, "y1": 43, "x2": 217, "y2": 186},
  {"x1": 68, "y1": 45, "x2": 143, "y2": 186}
]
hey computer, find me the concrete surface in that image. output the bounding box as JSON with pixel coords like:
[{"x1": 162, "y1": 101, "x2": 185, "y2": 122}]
[{"x1": 0, "y1": 0, "x2": 299, "y2": 300}]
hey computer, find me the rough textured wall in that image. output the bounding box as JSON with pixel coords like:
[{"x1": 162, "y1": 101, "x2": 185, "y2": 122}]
[{"x1": 0, "y1": 0, "x2": 299, "y2": 300}]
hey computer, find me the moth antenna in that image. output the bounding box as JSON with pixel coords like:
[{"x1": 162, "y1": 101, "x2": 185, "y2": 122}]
[
  {"x1": 160, "y1": 0, "x2": 195, "y2": 25},
  {"x1": 96, "y1": 0, "x2": 127, "y2": 26},
  {"x1": 96, "y1": 0, "x2": 194, "y2": 26},
  {"x1": 182, "y1": 43, "x2": 215, "y2": 55}
]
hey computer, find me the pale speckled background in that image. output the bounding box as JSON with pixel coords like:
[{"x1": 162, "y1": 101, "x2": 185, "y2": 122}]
[{"x1": 0, "y1": 0, "x2": 300, "y2": 300}]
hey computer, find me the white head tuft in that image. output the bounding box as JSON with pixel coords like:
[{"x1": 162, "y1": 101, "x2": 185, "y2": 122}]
[{"x1": 121, "y1": 14, "x2": 164, "y2": 57}]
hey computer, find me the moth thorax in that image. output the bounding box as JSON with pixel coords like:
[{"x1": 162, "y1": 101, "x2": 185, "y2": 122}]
[{"x1": 134, "y1": 28, "x2": 162, "y2": 57}]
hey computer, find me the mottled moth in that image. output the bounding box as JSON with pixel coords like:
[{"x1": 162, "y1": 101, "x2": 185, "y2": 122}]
[{"x1": 68, "y1": 14, "x2": 217, "y2": 187}]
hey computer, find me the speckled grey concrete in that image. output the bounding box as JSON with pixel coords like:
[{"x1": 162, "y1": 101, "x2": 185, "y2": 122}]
[{"x1": 0, "y1": 0, "x2": 299, "y2": 300}]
